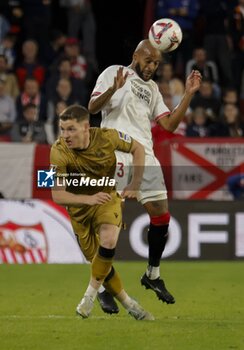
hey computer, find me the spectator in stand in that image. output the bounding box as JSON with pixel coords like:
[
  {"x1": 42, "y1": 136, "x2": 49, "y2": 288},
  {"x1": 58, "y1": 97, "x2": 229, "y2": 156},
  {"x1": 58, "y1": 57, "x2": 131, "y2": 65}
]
[
  {"x1": 190, "y1": 78, "x2": 221, "y2": 121},
  {"x1": 0, "y1": 54, "x2": 19, "y2": 99},
  {"x1": 241, "y1": 79, "x2": 244, "y2": 119},
  {"x1": 227, "y1": 174, "x2": 244, "y2": 200},
  {"x1": 199, "y1": 0, "x2": 233, "y2": 87},
  {"x1": 219, "y1": 87, "x2": 240, "y2": 116},
  {"x1": 45, "y1": 100, "x2": 67, "y2": 145},
  {"x1": 45, "y1": 57, "x2": 87, "y2": 104},
  {"x1": 0, "y1": 78, "x2": 16, "y2": 140},
  {"x1": 155, "y1": 62, "x2": 185, "y2": 108},
  {"x1": 63, "y1": 37, "x2": 87, "y2": 81},
  {"x1": 185, "y1": 47, "x2": 220, "y2": 97},
  {"x1": 15, "y1": 39, "x2": 46, "y2": 91},
  {"x1": 16, "y1": 77, "x2": 47, "y2": 121},
  {"x1": 0, "y1": 1, "x2": 23, "y2": 36},
  {"x1": 222, "y1": 103, "x2": 244, "y2": 137},
  {"x1": 52, "y1": 36, "x2": 98, "y2": 98},
  {"x1": 186, "y1": 106, "x2": 211, "y2": 137},
  {"x1": 44, "y1": 29, "x2": 67, "y2": 67},
  {"x1": 0, "y1": 12, "x2": 10, "y2": 42},
  {"x1": 46, "y1": 77, "x2": 81, "y2": 143},
  {"x1": 21, "y1": 0, "x2": 52, "y2": 56},
  {"x1": 210, "y1": 103, "x2": 244, "y2": 137},
  {"x1": 0, "y1": 32, "x2": 17, "y2": 70},
  {"x1": 59, "y1": 0, "x2": 98, "y2": 72},
  {"x1": 11, "y1": 103, "x2": 47, "y2": 144},
  {"x1": 47, "y1": 78, "x2": 81, "y2": 118},
  {"x1": 154, "y1": 0, "x2": 199, "y2": 76},
  {"x1": 229, "y1": 0, "x2": 244, "y2": 96},
  {"x1": 222, "y1": 87, "x2": 239, "y2": 105}
]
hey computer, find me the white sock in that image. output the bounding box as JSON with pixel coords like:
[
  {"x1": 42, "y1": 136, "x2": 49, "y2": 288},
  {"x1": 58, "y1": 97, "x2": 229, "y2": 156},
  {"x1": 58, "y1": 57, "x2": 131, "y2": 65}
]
[
  {"x1": 146, "y1": 265, "x2": 160, "y2": 280},
  {"x1": 84, "y1": 285, "x2": 97, "y2": 302},
  {"x1": 98, "y1": 285, "x2": 105, "y2": 293},
  {"x1": 121, "y1": 295, "x2": 134, "y2": 310}
]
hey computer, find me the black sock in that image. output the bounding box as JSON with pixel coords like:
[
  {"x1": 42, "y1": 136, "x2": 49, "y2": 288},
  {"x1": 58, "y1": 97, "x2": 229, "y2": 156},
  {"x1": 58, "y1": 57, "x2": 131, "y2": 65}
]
[{"x1": 148, "y1": 223, "x2": 169, "y2": 266}]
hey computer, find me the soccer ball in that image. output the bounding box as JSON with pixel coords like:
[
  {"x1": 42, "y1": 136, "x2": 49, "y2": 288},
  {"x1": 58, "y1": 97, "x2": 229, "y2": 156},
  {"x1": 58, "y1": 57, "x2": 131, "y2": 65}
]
[{"x1": 148, "y1": 18, "x2": 183, "y2": 52}]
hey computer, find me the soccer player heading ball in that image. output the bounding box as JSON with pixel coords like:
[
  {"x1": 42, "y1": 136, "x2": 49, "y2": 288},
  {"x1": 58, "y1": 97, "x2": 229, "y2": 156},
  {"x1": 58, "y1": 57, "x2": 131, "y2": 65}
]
[{"x1": 88, "y1": 39, "x2": 202, "y2": 313}]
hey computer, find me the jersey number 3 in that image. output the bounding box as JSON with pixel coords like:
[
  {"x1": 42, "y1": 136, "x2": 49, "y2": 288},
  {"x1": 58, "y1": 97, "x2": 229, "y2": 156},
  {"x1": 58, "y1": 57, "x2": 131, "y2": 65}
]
[{"x1": 116, "y1": 162, "x2": 124, "y2": 177}]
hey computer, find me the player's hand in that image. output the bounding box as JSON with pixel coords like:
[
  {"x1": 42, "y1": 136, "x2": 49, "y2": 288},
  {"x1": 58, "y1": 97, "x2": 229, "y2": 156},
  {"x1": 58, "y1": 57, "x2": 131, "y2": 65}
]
[
  {"x1": 112, "y1": 67, "x2": 129, "y2": 91},
  {"x1": 121, "y1": 184, "x2": 138, "y2": 199},
  {"x1": 185, "y1": 70, "x2": 202, "y2": 96},
  {"x1": 87, "y1": 192, "x2": 112, "y2": 205}
]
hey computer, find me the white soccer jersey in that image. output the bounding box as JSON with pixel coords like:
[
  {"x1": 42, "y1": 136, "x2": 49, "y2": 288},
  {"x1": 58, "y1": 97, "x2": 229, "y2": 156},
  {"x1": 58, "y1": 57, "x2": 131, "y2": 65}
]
[{"x1": 91, "y1": 65, "x2": 170, "y2": 155}]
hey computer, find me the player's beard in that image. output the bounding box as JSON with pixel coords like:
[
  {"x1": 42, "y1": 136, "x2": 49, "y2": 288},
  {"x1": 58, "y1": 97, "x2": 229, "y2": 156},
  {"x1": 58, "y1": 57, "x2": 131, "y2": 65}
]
[{"x1": 135, "y1": 63, "x2": 154, "y2": 81}]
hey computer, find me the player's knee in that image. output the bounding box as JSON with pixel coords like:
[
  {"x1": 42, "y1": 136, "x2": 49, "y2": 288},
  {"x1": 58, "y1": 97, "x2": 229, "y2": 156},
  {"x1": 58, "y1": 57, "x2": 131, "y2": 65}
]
[
  {"x1": 150, "y1": 211, "x2": 170, "y2": 226},
  {"x1": 99, "y1": 246, "x2": 116, "y2": 259},
  {"x1": 99, "y1": 224, "x2": 119, "y2": 249}
]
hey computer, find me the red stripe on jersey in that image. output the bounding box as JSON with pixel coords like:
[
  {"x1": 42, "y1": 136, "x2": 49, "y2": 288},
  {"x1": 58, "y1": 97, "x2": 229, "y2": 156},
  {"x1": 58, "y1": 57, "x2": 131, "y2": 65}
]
[
  {"x1": 91, "y1": 91, "x2": 102, "y2": 97},
  {"x1": 154, "y1": 112, "x2": 171, "y2": 122}
]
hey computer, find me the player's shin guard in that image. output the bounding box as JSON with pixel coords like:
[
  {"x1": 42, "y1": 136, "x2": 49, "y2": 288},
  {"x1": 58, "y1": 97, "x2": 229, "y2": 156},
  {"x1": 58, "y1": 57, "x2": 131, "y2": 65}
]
[
  {"x1": 148, "y1": 212, "x2": 170, "y2": 267},
  {"x1": 103, "y1": 266, "x2": 124, "y2": 296},
  {"x1": 91, "y1": 246, "x2": 115, "y2": 283}
]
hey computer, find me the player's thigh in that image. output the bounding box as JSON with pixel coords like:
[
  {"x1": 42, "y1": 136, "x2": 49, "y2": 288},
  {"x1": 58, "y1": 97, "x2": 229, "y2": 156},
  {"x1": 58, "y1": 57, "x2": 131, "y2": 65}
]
[
  {"x1": 137, "y1": 154, "x2": 167, "y2": 205},
  {"x1": 70, "y1": 215, "x2": 99, "y2": 262},
  {"x1": 98, "y1": 224, "x2": 120, "y2": 249},
  {"x1": 94, "y1": 191, "x2": 122, "y2": 247},
  {"x1": 143, "y1": 198, "x2": 169, "y2": 216},
  {"x1": 114, "y1": 151, "x2": 133, "y2": 194}
]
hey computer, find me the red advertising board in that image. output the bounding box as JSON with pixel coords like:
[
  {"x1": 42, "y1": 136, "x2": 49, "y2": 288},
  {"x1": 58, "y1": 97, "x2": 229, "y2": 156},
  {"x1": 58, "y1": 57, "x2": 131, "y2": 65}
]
[{"x1": 154, "y1": 138, "x2": 244, "y2": 200}]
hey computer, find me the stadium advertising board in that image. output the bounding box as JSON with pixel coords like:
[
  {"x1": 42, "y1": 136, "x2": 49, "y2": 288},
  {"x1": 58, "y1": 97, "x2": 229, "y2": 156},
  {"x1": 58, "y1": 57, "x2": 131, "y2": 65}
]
[
  {"x1": 154, "y1": 138, "x2": 244, "y2": 200},
  {"x1": 1, "y1": 141, "x2": 243, "y2": 200},
  {"x1": 0, "y1": 199, "x2": 243, "y2": 263},
  {"x1": 117, "y1": 199, "x2": 244, "y2": 260}
]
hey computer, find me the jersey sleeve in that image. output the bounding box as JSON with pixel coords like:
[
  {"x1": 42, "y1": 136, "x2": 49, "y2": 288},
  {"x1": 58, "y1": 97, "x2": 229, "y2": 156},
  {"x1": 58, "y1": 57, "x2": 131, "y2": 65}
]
[
  {"x1": 108, "y1": 129, "x2": 133, "y2": 153},
  {"x1": 90, "y1": 66, "x2": 119, "y2": 98},
  {"x1": 152, "y1": 85, "x2": 171, "y2": 123},
  {"x1": 50, "y1": 144, "x2": 69, "y2": 177}
]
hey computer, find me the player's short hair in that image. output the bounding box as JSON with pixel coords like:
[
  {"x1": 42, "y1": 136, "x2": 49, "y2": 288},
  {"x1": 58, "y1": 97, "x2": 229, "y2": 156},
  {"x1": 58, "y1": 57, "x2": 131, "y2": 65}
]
[{"x1": 59, "y1": 104, "x2": 90, "y2": 122}]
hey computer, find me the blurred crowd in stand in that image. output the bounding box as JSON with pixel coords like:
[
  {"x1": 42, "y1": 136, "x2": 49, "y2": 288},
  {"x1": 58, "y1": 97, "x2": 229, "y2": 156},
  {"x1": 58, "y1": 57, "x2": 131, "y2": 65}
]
[{"x1": 0, "y1": 0, "x2": 243, "y2": 145}]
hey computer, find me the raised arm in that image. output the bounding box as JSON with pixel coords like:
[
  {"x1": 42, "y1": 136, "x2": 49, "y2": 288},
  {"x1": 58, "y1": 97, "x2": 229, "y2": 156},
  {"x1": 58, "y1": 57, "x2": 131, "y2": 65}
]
[
  {"x1": 88, "y1": 67, "x2": 128, "y2": 114},
  {"x1": 158, "y1": 70, "x2": 202, "y2": 132}
]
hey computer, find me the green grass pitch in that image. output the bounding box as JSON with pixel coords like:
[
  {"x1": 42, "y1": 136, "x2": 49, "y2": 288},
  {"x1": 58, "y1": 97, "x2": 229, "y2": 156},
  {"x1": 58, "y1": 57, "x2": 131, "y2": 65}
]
[{"x1": 0, "y1": 262, "x2": 243, "y2": 350}]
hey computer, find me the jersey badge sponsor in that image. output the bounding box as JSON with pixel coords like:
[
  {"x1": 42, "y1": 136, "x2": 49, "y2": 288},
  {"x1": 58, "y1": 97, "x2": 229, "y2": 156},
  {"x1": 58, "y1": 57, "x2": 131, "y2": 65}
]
[{"x1": 118, "y1": 131, "x2": 131, "y2": 143}]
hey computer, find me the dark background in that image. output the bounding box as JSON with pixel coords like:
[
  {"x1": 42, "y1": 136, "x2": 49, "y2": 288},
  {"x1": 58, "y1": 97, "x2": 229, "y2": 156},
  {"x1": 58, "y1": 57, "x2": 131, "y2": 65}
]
[{"x1": 51, "y1": 0, "x2": 147, "y2": 71}]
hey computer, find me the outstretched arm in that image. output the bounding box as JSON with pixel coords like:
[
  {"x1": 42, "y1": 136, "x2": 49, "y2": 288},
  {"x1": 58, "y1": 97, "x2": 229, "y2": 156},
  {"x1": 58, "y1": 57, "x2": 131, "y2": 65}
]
[
  {"x1": 158, "y1": 70, "x2": 202, "y2": 132},
  {"x1": 88, "y1": 67, "x2": 128, "y2": 114}
]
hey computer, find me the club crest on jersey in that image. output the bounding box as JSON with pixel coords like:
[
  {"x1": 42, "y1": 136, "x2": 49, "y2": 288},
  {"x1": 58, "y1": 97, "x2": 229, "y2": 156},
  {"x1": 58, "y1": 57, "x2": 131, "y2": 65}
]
[{"x1": 118, "y1": 131, "x2": 131, "y2": 143}]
